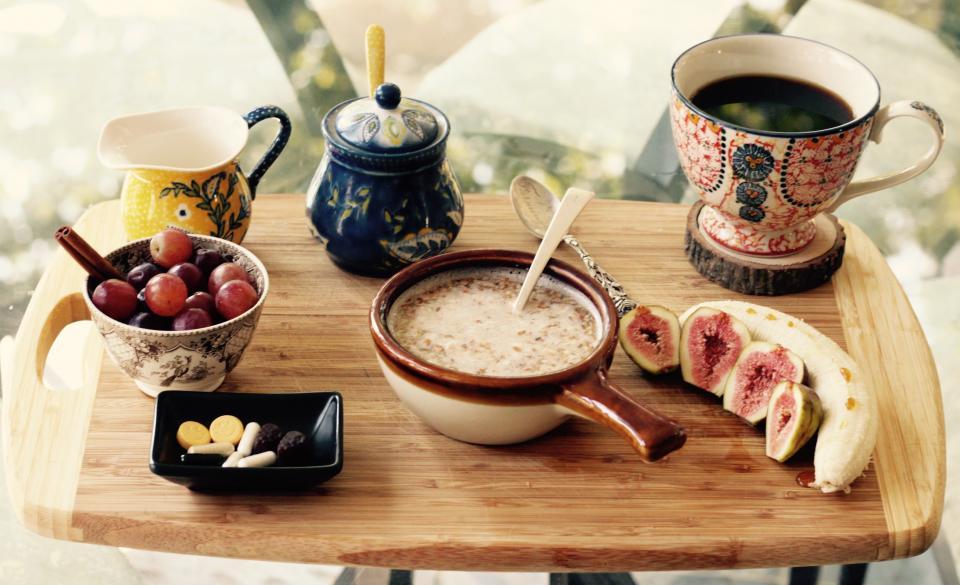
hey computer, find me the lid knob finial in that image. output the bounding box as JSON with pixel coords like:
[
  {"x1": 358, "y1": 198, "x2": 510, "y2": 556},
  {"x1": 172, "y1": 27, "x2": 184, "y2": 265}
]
[{"x1": 375, "y1": 83, "x2": 402, "y2": 110}]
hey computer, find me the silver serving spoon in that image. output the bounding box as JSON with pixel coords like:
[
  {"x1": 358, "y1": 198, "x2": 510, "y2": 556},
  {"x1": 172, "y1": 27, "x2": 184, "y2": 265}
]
[{"x1": 510, "y1": 176, "x2": 637, "y2": 317}]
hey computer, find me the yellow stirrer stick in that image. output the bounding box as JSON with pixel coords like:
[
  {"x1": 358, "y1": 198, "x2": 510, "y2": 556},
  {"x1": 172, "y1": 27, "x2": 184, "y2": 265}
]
[{"x1": 365, "y1": 24, "x2": 385, "y2": 97}]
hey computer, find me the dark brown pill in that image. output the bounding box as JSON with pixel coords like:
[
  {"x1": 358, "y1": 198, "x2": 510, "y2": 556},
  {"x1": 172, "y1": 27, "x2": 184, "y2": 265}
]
[
  {"x1": 251, "y1": 423, "x2": 283, "y2": 454},
  {"x1": 277, "y1": 431, "x2": 309, "y2": 466}
]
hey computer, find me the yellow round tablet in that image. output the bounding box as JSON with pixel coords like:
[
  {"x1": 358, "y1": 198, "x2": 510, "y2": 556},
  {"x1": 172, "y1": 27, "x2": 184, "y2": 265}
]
[
  {"x1": 209, "y1": 415, "x2": 244, "y2": 445},
  {"x1": 176, "y1": 421, "x2": 210, "y2": 450}
]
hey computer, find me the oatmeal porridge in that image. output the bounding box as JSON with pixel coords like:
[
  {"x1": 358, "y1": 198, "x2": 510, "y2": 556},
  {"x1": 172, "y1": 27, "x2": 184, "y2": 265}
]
[{"x1": 387, "y1": 267, "x2": 600, "y2": 377}]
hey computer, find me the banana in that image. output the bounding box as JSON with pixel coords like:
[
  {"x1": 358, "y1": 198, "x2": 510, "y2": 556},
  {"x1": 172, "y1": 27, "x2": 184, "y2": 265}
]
[{"x1": 680, "y1": 300, "x2": 878, "y2": 494}]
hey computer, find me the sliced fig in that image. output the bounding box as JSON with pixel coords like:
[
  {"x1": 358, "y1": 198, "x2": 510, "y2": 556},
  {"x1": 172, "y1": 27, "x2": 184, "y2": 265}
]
[
  {"x1": 723, "y1": 341, "x2": 804, "y2": 424},
  {"x1": 618, "y1": 305, "x2": 681, "y2": 374},
  {"x1": 766, "y1": 381, "x2": 823, "y2": 462},
  {"x1": 679, "y1": 307, "x2": 751, "y2": 395}
]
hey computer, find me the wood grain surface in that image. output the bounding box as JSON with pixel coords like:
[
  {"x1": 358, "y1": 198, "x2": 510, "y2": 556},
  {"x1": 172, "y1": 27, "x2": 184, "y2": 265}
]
[{"x1": 3, "y1": 194, "x2": 944, "y2": 571}]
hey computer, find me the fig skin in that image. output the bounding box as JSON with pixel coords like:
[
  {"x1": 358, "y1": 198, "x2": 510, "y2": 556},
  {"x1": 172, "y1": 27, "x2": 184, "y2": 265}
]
[
  {"x1": 723, "y1": 341, "x2": 805, "y2": 424},
  {"x1": 766, "y1": 381, "x2": 823, "y2": 462},
  {"x1": 679, "y1": 307, "x2": 751, "y2": 395},
  {"x1": 618, "y1": 305, "x2": 681, "y2": 375}
]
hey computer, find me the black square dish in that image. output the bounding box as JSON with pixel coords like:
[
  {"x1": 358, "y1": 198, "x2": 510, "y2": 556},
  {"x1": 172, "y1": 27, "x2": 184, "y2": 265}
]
[{"x1": 150, "y1": 391, "x2": 343, "y2": 490}]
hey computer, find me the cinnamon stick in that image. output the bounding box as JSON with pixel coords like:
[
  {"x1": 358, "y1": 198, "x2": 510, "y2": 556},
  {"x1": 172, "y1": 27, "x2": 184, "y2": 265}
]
[{"x1": 54, "y1": 225, "x2": 123, "y2": 282}]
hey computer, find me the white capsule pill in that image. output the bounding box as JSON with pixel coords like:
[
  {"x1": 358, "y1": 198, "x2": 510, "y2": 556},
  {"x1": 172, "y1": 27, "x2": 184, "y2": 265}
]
[
  {"x1": 237, "y1": 422, "x2": 261, "y2": 457},
  {"x1": 238, "y1": 451, "x2": 276, "y2": 468},
  {"x1": 222, "y1": 452, "x2": 243, "y2": 468},
  {"x1": 188, "y1": 442, "x2": 235, "y2": 456}
]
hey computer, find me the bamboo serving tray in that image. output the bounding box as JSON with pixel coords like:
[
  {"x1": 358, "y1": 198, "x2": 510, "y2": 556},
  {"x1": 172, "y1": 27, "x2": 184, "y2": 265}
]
[{"x1": 3, "y1": 195, "x2": 944, "y2": 571}]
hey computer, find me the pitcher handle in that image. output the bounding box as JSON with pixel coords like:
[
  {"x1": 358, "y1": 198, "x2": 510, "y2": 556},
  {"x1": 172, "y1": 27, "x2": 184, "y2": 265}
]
[
  {"x1": 826, "y1": 100, "x2": 944, "y2": 212},
  {"x1": 556, "y1": 369, "x2": 686, "y2": 462},
  {"x1": 243, "y1": 105, "x2": 292, "y2": 198}
]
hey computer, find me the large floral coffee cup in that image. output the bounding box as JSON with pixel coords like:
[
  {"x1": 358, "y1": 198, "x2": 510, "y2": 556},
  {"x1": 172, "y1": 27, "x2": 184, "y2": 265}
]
[{"x1": 671, "y1": 34, "x2": 944, "y2": 256}]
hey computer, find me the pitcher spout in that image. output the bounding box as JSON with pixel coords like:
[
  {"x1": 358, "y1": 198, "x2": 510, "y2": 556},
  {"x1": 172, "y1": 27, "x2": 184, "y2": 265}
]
[{"x1": 97, "y1": 106, "x2": 249, "y2": 173}]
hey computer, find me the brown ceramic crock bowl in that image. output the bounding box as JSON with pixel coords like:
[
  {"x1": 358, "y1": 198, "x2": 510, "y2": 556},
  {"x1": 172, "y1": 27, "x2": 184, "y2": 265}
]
[{"x1": 370, "y1": 249, "x2": 686, "y2": 462}]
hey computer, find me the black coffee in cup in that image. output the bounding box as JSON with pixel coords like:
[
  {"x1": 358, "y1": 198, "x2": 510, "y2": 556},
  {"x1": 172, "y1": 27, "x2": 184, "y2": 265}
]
[{"x1": 691, "y1": 74, "x2": 854, "y2": 133}]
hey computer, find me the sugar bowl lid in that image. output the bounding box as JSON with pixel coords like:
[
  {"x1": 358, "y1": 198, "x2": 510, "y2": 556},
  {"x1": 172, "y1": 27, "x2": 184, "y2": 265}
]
[{"x1": 333, "y1": 83, "x2": 440, "y2": 154}]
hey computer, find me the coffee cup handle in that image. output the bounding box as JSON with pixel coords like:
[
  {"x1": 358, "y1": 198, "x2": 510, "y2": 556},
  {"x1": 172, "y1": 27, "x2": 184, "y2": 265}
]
[
  {"x1": 242, "y1": 106, "x2": 293, "y2": 199},
  {"x1": 557, "y1": 369, "x2": 686, "y2": 462},
  {"x1": 827, "y1": 100, "x2": 945, "y2": 212}
]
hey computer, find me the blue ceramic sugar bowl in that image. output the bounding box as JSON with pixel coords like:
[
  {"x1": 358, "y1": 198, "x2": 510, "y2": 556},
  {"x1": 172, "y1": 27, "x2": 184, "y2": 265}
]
[{"x1": 306, "y1": 83, "x2": 463, "y2": 276}]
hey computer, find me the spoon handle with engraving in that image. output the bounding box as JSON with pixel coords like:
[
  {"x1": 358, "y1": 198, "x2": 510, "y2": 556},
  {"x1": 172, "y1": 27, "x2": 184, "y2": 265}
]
[{"x1": 562, "y1": 235, "x2": 637, "y2": 318}]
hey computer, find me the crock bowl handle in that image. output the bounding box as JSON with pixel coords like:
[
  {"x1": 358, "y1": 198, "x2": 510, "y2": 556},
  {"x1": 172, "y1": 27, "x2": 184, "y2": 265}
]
[{"x1": 557, "y1": 369, "x2": 686, "y2": 462}]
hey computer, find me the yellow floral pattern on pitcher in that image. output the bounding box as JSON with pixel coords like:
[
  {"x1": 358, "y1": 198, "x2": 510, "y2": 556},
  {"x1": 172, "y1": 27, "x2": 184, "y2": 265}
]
[{"x1": 121, "y1": 163, "x2": 253, "y2": 243}]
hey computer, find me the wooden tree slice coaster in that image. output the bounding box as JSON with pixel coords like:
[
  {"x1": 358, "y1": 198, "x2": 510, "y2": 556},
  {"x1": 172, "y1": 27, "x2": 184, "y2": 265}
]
[{"x1": 685, "y1": 201, "x2": 845, "y2": 296}]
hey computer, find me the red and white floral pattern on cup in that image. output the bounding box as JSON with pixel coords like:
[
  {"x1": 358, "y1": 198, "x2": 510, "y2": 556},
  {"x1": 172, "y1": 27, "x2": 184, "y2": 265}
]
[
  {"x1": 670, "y1": 34, "x2": 945, "y2": 258},
  {"x1": 671, "y1": 95, "x2": 872, "y2": 255}
]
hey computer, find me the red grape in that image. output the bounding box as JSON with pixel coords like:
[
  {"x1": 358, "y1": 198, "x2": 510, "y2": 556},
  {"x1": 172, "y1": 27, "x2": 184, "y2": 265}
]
[
  {"x1": 128, "y1": 311, "x2": 169, "y2": 330},
  {"x1": 126, "y1": 263, "x2": 161, "y2": 291},
  {"x1": 150, "y1": 229, "x2": 194, "y2": 268},
  {"x1": 91, "y1": 279, "x2": 138, "y2": 321},
  {"x1": 184, "y1": 291, "x2": 216, "y2": 314},
  {"x1": 168, "y1": 262, "x2": 203, "y2": 293},
  {"x1": 193, "y1": 248, "x2": 224, "y2": 276},
  {"x1": 172, "y1": 308, "x2": 213, "y2": 331},
  {"x1": 208, "y1": 262, "x2": 249, "y2": 295},
  {"x1": 144, "y1": 273, "x2": 188, "y2": 317},
  {"x1": 215, "y1": 280, "x2": 258, "y2": 320}
]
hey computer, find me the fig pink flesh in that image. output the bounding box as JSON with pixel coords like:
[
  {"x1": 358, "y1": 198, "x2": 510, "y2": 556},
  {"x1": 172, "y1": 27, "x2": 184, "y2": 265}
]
[
  {"x1": 731, "y1": 348, "x2": 799, "y2": 419},
  {"x1": 625, "y1": 311, "x2": 673, "y2": 368},
  {"x1": 770, "y1": 389, "x2": 797, "y2": 453},
  {"x1": 688, "y1": 313, "x2": 742, "y2": 389}
]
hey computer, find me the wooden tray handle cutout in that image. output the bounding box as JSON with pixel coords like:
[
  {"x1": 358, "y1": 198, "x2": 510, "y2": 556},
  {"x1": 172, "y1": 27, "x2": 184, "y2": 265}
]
[
  {"x1": 557, "y1": 369, "x2": 686, "y2": 462},
  {"x1": 34, "y1": 292, "x2": 91, "y2": 386}
]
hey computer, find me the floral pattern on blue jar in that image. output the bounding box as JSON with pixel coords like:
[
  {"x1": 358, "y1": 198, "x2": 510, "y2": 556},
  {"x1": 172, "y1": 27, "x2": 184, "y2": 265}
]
[
  {"x1": 381, "y1": 227, "x2": 453, "y2": 263},
  {"x1": 735, "y1": 182, "x2": 768, "y2": 206},
  {"x1": 732, "y1": 144, "x2": 775, "y2": 181},
  {"x1": 739, "y1": 204, "x2": 766, "y2": 223},
  {"x1": 308, "y1": 157, "x2": 464, "y2": 276}
]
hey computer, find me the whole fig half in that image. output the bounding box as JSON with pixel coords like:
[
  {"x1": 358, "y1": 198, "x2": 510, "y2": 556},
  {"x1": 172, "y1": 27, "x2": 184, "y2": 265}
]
[
  {"x1": 723, "y1": 341, "x2": 805, "y2": 424},
  {"x1": 618, "y1": 305, "x2": 680, "y2": 374},
  {"x1": 766, "y1": 381, "x2": 823, "y2": 462},
  {"x1": 679, "y1": 307, "x2": 751, "y2": 395}
]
